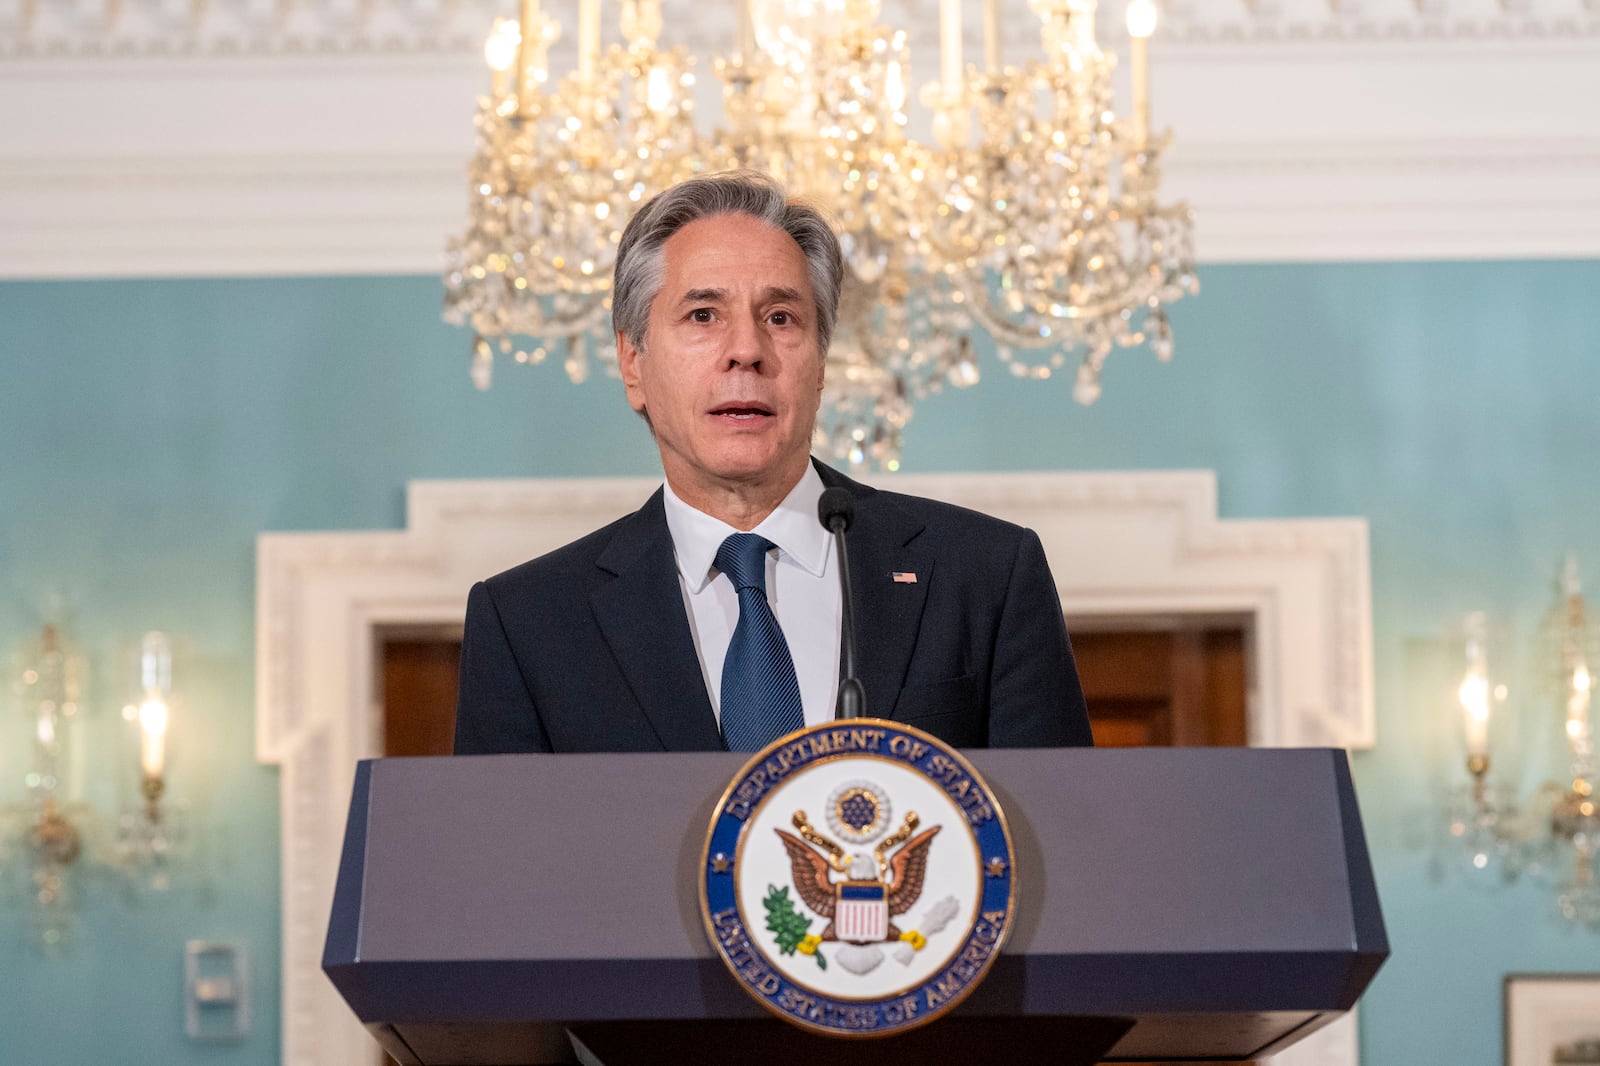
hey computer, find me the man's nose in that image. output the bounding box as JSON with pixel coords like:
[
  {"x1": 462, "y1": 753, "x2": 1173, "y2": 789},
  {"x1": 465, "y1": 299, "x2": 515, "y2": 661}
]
[{"x1": 725, "y1": 309, "x2": 769, "y2": 369}]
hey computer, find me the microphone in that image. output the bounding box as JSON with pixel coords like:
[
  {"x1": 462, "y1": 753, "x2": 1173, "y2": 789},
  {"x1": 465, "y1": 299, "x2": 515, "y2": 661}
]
[{"x1": 818, "y1": 487, "x2": 866, "y2": 720}]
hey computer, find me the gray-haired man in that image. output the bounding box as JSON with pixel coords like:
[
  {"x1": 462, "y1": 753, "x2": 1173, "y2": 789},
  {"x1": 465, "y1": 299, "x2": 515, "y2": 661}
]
[{"x1": 454, "y1": 172, "x2": 1092, "y2": 755}]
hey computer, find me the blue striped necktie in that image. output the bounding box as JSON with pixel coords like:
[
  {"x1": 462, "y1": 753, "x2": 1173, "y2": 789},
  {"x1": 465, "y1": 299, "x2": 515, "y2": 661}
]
[{"x1": 715, "y1": 533, "x2": 806, "y2": 753}]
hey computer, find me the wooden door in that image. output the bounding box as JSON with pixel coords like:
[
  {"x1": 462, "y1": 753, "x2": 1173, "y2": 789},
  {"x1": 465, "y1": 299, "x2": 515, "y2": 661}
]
[
  {"x1": 1074, "y1": 625, "x2": 1248, "y2": 749},
  {"x1": 381, "y1": 633, "x2": 461, "y2": 758}
]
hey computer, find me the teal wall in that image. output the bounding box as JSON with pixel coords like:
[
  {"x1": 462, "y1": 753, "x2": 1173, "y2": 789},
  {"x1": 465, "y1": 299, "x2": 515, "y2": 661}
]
[{"x1": 1, "y1": 260, "x2": 1597, "y2": 1063}]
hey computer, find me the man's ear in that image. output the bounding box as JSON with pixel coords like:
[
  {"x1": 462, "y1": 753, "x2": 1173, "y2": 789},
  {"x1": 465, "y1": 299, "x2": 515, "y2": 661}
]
[{"x1": 617, "y1": 330, "x2": 648, "y2": 415}]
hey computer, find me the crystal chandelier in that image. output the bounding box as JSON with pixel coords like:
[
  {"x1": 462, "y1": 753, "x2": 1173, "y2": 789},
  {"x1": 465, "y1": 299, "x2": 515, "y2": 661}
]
[
  {"x1": 443, "y1": 0, "x2": 1196, "y2": 469},
  {"x1": 1443, "y1": 559, "x2": 1600, "y2": 929}
]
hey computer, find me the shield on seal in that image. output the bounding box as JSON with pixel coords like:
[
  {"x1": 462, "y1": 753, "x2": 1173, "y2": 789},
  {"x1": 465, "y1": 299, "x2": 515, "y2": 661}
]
[{"x1": 834, "y1": 880, "x2": 889, "y2": 942}]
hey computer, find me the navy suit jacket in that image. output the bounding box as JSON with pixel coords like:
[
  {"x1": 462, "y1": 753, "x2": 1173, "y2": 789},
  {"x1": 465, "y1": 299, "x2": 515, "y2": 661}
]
[{"x1": 453, "y1": 462, "x2": 1093, "y2": 753}]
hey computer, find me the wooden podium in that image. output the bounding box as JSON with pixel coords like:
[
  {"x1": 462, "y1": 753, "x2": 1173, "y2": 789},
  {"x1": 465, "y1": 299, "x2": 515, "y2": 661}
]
[{"x1": 324, "y1": 747, "x2": 1387, "y2": 1064}]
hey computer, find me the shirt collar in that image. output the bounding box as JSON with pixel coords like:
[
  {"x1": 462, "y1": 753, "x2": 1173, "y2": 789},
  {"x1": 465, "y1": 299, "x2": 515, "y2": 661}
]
[{"x1": 662, "y1": 463, "x2": 830, "y2": 593}]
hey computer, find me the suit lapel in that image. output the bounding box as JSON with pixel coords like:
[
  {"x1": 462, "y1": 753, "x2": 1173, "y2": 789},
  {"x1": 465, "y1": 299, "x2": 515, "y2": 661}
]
[
  {"x1": 818, "y1": 464, "x2": 932, "y2": 721},
  {"x1": 591, "y1": 491, "x2": 725, "y2": 752}
]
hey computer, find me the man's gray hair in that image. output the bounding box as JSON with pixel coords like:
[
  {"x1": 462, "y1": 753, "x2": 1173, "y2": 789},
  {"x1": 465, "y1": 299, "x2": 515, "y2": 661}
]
[{"x1": 612, "y1": 171, "x2": 845, "y2": 358}]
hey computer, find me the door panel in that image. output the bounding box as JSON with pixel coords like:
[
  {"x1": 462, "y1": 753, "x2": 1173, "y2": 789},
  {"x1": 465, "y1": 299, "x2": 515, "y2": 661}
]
[
  {"x1": 381, "y1": 636, "x2": 461, "y2": 758},
  {"x1": 1074, "y1": 627, "x2": 1247, "y2": 749}
]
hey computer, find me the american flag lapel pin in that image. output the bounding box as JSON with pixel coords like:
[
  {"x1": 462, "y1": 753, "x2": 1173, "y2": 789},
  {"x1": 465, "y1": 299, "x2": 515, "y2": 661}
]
[{"x1": 891, "y1": 571, "x2": 918, "y2": 584}]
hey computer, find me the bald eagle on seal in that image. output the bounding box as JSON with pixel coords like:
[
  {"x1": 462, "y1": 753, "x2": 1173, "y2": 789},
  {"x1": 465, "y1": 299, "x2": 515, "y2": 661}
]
[{"x1": 774, "y1": 825, "x2": 942, "y2": 943}]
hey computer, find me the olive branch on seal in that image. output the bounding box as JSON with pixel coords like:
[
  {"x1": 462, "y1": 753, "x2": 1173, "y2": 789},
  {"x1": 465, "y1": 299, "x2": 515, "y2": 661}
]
[{"x1": 763, "y1": 885, "x2": 825, "y2": 970}]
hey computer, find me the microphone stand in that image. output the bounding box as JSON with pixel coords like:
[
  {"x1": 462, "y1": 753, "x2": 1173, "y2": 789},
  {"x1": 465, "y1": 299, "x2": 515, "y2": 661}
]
[{"x1": 820, "y1": 489, "x2": 866, "y2": 720}]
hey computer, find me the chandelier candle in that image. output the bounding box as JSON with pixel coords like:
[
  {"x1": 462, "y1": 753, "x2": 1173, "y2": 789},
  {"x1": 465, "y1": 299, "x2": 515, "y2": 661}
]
[
  {"x1": 578, "y1": 0, "x2": 600, "y2": 82},
  {"x1": 1071, "y1": 0, "x2": 1096, "y2": 50},
  {"x1": 484, "y1": 19, "x2": 516, "y2": 98},
  {"x1": 736, "y1": 0, "x2": 756, "y2": 61},
  {"x1": 982, "y1": 0, "x2": 999, "y2": 73},
  {"x1": 1127, "y1": 0, "x2": 1156, "y2": 144},
  {"x1": 517, "y1": 0, "x2": 538, "y2": 113},
  {"x1": 940, "y1": 0, "x2": 962, "y2": 98}
]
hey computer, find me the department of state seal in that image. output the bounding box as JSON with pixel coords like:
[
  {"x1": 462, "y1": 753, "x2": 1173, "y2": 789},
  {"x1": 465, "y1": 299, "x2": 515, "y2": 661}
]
[{"x1": 700, "y1": 720, "x2": 1016, "y2": 1038}]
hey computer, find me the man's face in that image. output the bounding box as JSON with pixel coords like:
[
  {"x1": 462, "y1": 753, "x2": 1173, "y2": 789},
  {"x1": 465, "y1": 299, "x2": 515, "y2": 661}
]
[{"x1": 618, "y1": 212, "x2": 826, "y2": 501}]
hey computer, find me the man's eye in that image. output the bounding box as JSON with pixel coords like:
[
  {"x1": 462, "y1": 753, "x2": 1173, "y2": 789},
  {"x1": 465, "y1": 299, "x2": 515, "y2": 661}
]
[
  {"x1": 769, "y1": 311, "x2": 791, "y2": 326},
  {"x1": 690, "y1": 308, "x2": 714, "y2": 323}
]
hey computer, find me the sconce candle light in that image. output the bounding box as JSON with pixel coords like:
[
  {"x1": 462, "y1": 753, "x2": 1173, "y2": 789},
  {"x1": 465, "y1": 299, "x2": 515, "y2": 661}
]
[
  {"x1": 117, "y1": 630, "x2": 185, "y2": 889},
  {"x1": 130, "y1": 631, "x2": 172, "y2": 823},
  {"x1": 1460, "y1": 613, "x2": 1493, "y2": 759}
]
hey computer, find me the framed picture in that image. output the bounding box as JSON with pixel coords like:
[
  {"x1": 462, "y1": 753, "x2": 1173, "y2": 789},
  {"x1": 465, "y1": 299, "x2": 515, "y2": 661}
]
[{"x1": 1506, "y1": 974, "x2": 1600, "y2": 1065}]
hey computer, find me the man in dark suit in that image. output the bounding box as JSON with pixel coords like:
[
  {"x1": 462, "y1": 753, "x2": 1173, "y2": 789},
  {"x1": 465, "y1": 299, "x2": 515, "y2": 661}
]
[{"x1": 454, "y1": 173, "x2": 1092, "y2": 755}]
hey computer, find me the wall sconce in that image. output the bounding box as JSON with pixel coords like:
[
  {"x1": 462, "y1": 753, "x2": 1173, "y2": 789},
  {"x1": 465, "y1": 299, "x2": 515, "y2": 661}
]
[
  {"x1": 1531, "y1": 558, "x2": 1599, "y2": 926},
  {"x1": 1445, "y1": 610, "x2": 1517, "y2": 880},
  {"x1": 5, "y1": 624, "x2": 189, "y2": 947},
  {"x1": 1444, "y1": 558, "x2": 1600, "y2": 929},
  {"x1": 117, "y1": 630, "x2": 186, "y2": 890},
  {"x1": 7, "y1": 624, "x2": 89, "y2": 946}
]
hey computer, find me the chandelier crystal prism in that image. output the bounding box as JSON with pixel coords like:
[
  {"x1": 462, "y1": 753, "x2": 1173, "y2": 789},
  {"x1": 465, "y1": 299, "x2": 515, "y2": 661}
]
[{"x1": 442, "y1": 0, "x2": 1196, "y2": 469}]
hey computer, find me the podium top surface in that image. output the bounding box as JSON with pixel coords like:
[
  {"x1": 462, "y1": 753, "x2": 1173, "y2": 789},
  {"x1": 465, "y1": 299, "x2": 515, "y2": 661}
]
[{"x1": 330, "y1": 746, "x2": 1382, "y2": 962}]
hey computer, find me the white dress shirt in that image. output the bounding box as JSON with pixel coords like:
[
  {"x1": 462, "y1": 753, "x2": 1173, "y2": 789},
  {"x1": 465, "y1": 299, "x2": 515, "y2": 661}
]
[{"x1": 662, "y1": 464, "x2": 843, "y2": 729}]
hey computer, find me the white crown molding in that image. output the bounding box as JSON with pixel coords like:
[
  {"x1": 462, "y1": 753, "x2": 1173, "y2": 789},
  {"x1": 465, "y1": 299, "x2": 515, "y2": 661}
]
[
  {"x1": 1173, "y1": 137, "x2": 1600, "y2": 262},
  {"x1": 256, "y1": 469, "x2": 1372, "y2": 1066},
  {"x1": 4, "y1": 2, "x2": 1598, "y2": 274},
  {"x1": 7, "y1": 136, "x2": 1594, "y2": 278},
  {"x1": 0, "y1": 152, "x2": 465, "y2": 279},
  {"x1": 4, "y1": 0, "x2": 1597, "y2": 59},
  {"x1": 0, "y1": 0, "x2": 494, "y2": 60},
  {"x1": 1159, "y1": 8, "x2": 1600, "y2": 47}
]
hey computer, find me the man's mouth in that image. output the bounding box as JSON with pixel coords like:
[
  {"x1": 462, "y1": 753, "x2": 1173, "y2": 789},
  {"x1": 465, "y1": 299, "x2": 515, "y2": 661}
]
[{"x1": 710, "y1": 403, "x2": 774, "y2": 420}]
